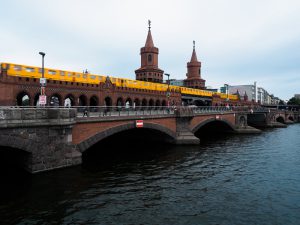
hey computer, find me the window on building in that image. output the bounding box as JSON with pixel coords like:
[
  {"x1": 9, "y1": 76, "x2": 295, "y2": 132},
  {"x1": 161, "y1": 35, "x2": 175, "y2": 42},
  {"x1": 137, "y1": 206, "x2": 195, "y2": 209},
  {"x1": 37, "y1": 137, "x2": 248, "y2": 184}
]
[{"x1": 148, "y1": 54, "x2": 152, "y2": 62}]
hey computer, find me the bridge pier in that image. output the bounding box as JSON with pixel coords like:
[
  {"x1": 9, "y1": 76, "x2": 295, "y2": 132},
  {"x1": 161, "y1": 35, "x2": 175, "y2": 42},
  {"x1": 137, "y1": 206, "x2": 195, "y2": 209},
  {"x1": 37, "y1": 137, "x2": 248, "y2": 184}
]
[
  {"x1": 0, "y1": 108, "x2": 82, "y2": 173},
  {"x1": 174, "y1": 108, "x2": 200, "y2": 144},
  {"x1": 234, "y1": 113, "x2": 261, "y2": 134}
]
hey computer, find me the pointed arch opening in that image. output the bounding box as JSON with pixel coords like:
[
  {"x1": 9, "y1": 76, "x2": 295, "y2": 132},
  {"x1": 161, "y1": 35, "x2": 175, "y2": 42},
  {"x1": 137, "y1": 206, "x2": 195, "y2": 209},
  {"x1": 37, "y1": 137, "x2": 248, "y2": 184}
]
[
  {"x1": 104, "y1": 96, "x2": 112, "y2": 107},
  {"x1": 78, "y1": 95, "x2": 87, "y2": 106},
  {"x1": 64, "y1": 94, "x2": 75, "y2": 107},
  {"x1": 16, "y1": 91, "x2": 30, "y2": 106},
  {"x1": 50, "y1": 94, "x2": 61, "y2": 107}
]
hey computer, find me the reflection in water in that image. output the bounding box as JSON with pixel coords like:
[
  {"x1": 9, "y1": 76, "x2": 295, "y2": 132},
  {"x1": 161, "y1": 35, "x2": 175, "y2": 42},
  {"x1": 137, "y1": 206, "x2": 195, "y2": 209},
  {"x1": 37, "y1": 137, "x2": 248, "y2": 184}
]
[{"x1": 0, "y1": 125, "x2": 300, "y2": 225}]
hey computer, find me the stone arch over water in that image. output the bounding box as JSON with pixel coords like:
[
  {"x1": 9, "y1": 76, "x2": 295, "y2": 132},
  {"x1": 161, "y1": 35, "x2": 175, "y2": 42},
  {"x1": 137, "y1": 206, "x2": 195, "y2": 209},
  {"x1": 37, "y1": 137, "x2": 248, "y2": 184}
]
[{"x1": 77, "y1": 122, "x2": 177, "y2": 153}]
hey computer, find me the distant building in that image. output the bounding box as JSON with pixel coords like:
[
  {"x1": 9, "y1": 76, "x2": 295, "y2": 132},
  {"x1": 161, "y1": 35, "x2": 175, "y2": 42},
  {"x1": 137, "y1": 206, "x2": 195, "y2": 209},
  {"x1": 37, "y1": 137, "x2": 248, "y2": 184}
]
[
  {"x1": 295, "y1": 94, "x2": 300, "y2": 100},
  {"x1": 257, "y1": 87, "x2": 271, "y2": 104},
  {"x1": 169, "y1": 79, "x2": 184, "y2": 86},
  {"x1": 220, "y1": 86, "x2": 226, "y2": 94},
  {"x1": 228, "y1": 82, "x2": 257, "y2": 102},
  {"x1": 206, "y1": 88, "x2": 218, "y2": 92}
]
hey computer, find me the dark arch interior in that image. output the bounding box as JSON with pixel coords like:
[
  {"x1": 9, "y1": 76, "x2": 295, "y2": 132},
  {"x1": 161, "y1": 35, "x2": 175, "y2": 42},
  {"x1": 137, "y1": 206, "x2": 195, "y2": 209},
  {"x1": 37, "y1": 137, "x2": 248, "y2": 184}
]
[
  {"x1": 0, "y1": 146, "x2": 31, "y2": 201},
  {"x1": 288, "y1": 116, "x2": 294, "y2": 121},
  {"x1": 0, "y1": 146, "x2": 31, "y2": 173},
  {"x1": 16, "y1": 92, "x2": 30, "y2": 106},
  {"x1": 79, "y1": 95, "x2": 87, "y2": 106},
  {"x1": 105, "y1": 96, "x2": 112, "y2": 107},
  {"x1": 116, "y1": 97, "x2": 124, "y2": 107},
  {"x1": 82, "y1": 128, "x2": 174, "y2": 169},
  {"x1": 50, "y1": 94, "x2": 61, "y2": 106},
  {"x1": 34, "y1": 93, "x2": 40, "y2": 106},
  {"x1": 90, "y1": 96, "x2": 98, "y2": 106},
  {"x1": 276, "y1": 117, "x2": 285, "y2": 124},
  {"x1": 64, "y1": 95, "x2": 75, "y2": 106},
  {"x1": 194, "y1": 121, "x2": 235, "y2": 139}
]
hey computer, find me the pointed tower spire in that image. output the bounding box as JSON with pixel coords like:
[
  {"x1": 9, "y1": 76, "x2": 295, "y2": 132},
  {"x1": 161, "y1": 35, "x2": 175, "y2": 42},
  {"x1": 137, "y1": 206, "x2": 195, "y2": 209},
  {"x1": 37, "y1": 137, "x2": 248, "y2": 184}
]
[
  {"x1": 190, "y1": 40, "x2": 198, "y2": 62},
  {"x1": 135, "y1": 20, "x2": 164, "y2": 83},
  {"x1": 145, "y1": 20, "x2": 154, "y2": 47},
  {"x1": 184, "y1": 40, "x2": 206, "y2": 89}
]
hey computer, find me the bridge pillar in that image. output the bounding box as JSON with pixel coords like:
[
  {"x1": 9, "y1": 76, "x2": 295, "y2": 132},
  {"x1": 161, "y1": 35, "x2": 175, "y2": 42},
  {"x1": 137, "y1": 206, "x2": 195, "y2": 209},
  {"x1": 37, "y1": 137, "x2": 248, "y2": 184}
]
[
  {"x1": 0, "y1": 108, "x2": 82, "y2": 173},
  {"x1": 175, "y1": 108, "x2": 200, "y2": 144},
  {"x1": 234, "y1": 113, "x2": 261, "y2": 133}
]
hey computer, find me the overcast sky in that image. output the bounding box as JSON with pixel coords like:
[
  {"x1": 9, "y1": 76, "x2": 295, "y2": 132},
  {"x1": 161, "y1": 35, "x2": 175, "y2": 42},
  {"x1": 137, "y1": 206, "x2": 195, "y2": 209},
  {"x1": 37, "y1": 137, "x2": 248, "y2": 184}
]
[{"x1": 1, "y1": 0, "x2": 299, "y2": 100}]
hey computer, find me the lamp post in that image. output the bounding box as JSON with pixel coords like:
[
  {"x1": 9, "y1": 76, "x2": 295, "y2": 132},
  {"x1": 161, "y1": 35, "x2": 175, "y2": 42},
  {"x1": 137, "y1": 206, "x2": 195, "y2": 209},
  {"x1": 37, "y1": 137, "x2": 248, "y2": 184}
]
[
  {"x1": 224, "y1": 83, "x2": 229, "y2": 101},
  {"x1": 39, "y1": 52, "x2": 46, "y2": 106},
  {"x1": 165, "y1": 73, "x2": 170, "y2": 107}
]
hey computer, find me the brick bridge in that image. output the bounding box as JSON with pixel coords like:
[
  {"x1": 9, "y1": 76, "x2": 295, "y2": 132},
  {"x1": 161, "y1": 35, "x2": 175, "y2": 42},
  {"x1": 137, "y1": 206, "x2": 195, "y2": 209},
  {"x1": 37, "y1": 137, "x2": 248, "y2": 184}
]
[{"x1": 0, "y1": 107, "x2": 298, "y2": 173}]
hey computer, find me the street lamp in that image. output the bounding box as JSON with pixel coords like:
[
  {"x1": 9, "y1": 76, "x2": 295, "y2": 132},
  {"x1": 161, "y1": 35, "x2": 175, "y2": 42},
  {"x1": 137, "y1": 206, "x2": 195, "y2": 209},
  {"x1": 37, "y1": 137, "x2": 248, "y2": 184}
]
[
  {"x1": 224, "y1": 83, "x2": 229, "y2": 101},
  {"x1": 39, "y1": 52, "x2": 46, "y2": 106},
  {"x1": 165, "y1": 73, "x2": 170, "y2": 107}
]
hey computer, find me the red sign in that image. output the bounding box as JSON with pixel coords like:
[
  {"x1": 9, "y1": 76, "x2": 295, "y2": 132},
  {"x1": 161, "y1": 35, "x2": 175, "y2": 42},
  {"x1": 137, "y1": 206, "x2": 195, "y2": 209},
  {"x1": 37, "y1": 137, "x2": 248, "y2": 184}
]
[
  {"x1": 39, "y1": 95, "x2": 47, "y2": 105},
  {"x1": 136, "y1": 120, "x2": 143, "y2": 128}
]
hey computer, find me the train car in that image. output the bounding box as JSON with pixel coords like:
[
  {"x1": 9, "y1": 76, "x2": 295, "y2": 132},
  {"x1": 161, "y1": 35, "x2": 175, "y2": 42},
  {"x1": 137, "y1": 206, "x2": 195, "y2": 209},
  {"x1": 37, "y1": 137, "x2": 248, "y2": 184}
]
[{"x1": 1, "y1": 62, "x2": 238, "y2": 101}]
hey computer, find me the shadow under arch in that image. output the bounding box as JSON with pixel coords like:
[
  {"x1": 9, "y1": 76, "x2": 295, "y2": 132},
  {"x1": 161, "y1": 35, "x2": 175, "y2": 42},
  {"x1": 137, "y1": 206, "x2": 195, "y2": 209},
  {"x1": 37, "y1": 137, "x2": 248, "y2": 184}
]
[
  {"x1": 276, "y1": 116, "x2": 285, "y2": 124},
  {"x1": 78, "y1": 122, "x2": 177, "y2": 153},
  {"x1": 0, "y1": 135, "x2": 34, "y2": 172},
  {"x1": 192, "y1": 118, "x2": 236, "y2": 137}
]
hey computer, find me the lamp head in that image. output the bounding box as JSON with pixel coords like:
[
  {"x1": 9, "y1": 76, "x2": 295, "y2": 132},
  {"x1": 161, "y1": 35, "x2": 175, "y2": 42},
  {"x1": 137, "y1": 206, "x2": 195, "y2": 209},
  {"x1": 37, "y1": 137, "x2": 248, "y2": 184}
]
[{"x1": 39, "y1": 52, "x2": 45, "y2": 57}]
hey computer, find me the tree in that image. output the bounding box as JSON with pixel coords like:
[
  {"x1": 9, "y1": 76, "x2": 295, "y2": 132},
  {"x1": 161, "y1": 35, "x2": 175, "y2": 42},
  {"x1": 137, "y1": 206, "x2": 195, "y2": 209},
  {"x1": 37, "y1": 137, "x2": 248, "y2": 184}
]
[{"x1": 287, "y1": 97, "x2": 300, "y2": 105}]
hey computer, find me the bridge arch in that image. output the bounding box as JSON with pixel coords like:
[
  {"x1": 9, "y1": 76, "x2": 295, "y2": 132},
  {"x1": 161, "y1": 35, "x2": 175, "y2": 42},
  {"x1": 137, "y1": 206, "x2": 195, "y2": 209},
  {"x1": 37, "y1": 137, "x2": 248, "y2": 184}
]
[
  {"x1": 142, "y1": 98, "x2": 147, "y2": 107},
  {"x1": 77, "y1": 122, "x2": 177, "y2": 153},
  {"x1": 90, "y1": 95, "x2": 98, "y2": 107},
  {"x1": 116, "y1": 97, "x2": 124, "y2": 107},
  {"x1": 155, "y1": 99, "x2": 161, "y2": 107},
  {"x1": 78, "y1": 94, "x2": 88, "y2": 106},
  {"x1": 192, "y1": 118, "x2": 236, "y2": 134},
  {"x1": 50, "y1": 93, "x2": 62, "y2": 106},
  {"x1": 288, "y1": 115, "x2": 294, "y2": 121},
  {"x1": 149, "y1": 99, "x2": 154, "y2": 107},
  {"x1": 134, "y1": 98, "x2": 140, "y2": 107},
  {"x1": 33, "y1": 92, "x2": 41, "y2": 106},
  {"x1": 16, "y1": 91, "x2": 31, "y2": 106},
  {"x1": 64, "y1": 94, "x2": 75, "y2": 106},
  {"x1": 276, "y1": 116, "x2": 285, "y2": 124},
  {"x1": 125, "y1": 97, "x2": 133, "y2": 106},
  {"x1": 104, "y1": 96, "x2": 112, "y2": 107}
]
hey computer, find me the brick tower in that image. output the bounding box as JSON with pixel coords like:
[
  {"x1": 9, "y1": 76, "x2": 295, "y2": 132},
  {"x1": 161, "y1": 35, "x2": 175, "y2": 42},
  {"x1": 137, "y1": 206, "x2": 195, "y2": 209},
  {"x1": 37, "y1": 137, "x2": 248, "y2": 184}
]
[
  {"x1": 135, "y1": 20, "x2": 164, "y2": 83},
  {"x1": 184, "y1": 41, "x2": 206, "y2": 89}
]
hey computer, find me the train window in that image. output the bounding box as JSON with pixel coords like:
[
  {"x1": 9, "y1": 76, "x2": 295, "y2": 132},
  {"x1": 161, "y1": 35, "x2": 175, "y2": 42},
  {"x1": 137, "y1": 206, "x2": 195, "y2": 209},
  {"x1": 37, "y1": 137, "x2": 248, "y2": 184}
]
[
  {"x1": 26, "y1": 67, "x2": 35, "y2": 72},
  {"x1": 14, "y1": 65, "x2": 22, "y2": 71},
  {"x1": 76, "y1": 74, "x2": 81, "y2": 78},
  {"x1": 68, "y1": 72, "x2": 72, "y2": 77},
  {"x1": 83, "y1": 74, "x2": 87, "y2": 79},
  {"x1": 60, "y1": 71, "x2": 65, "y2": 76},
  {"x1": 48, "y1": 70, "x2": 56, "y2": 75},
  {"x1": 90, "y1": 75, "x2": 96, "y2": 79}
]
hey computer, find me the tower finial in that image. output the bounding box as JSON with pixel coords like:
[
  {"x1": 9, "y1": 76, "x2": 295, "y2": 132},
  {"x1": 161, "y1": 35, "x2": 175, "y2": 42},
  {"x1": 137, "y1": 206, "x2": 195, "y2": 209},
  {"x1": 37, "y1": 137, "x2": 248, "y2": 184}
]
[
  {"x1": 148, "y1": 19, "x2": 151, "y2": 31},
  {"x1": 193, "y1": 40, "x2": 195, "y2": 50}
]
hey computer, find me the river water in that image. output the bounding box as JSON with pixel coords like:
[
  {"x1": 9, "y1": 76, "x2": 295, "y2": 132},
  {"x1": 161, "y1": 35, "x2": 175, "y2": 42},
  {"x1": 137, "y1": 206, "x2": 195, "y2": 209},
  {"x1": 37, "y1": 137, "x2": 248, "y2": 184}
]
[{"x1": 1, "y1": 124, "x2": 300, "y2": 225}]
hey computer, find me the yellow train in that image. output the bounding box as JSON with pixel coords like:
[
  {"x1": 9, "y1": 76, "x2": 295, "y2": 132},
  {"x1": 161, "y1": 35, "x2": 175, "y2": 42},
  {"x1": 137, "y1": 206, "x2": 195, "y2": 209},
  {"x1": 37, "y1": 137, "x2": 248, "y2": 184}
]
[{"x1": 0, "y1": 62, "x2": 238, "y2": 101}]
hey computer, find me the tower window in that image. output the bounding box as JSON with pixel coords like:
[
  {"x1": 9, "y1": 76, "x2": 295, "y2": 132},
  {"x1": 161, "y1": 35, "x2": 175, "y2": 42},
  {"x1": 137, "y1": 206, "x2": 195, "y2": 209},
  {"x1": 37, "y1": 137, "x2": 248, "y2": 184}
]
[{"x1": 148, "y1": 54, "x2": 152, "y2": 62}]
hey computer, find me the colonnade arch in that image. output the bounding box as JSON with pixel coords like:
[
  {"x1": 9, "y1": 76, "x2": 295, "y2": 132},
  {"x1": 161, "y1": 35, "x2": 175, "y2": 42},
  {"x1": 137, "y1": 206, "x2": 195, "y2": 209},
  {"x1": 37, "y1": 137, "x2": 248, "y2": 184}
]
[{"x1": 15, "y1": 91, "x2": 168, "y2": 108}]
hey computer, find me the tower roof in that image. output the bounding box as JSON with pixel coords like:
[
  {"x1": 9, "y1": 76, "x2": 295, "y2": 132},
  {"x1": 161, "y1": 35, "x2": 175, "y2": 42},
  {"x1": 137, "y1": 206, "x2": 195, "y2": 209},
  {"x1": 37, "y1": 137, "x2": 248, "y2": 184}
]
[
  {"x1": 145, "y1": 30, "x2": 154, "y2": 47},
  {"x1": 190, "y1": 40, "x2": 199, "y2": 62},
  {"x1": 145, "y1": 20, "x2": 154, "y2": 47}
]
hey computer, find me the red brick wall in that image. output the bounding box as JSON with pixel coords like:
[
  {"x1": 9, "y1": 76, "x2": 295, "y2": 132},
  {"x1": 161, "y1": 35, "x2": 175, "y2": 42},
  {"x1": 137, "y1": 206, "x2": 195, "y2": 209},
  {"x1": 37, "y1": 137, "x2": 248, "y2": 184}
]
[
  {"x1": 72, "y1": 117, "x2": 177, "y2": 145},
  {"x1": 190, "y1": 113, "x2": 236, "y2": 131}
]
